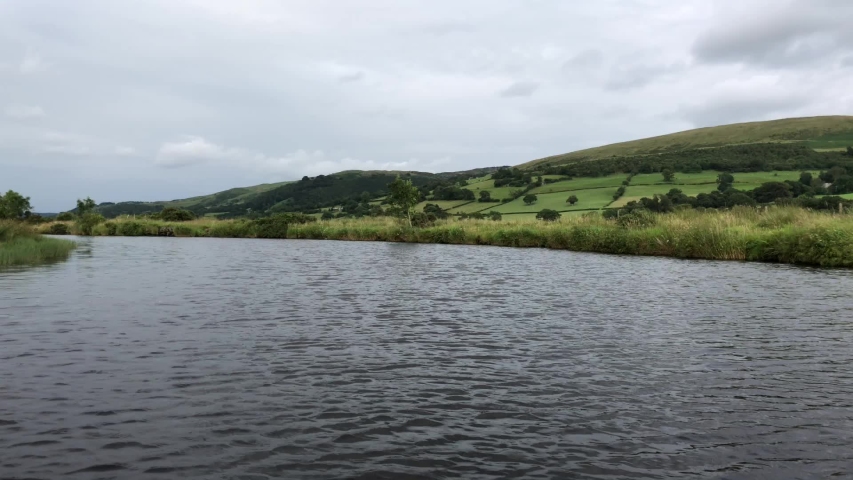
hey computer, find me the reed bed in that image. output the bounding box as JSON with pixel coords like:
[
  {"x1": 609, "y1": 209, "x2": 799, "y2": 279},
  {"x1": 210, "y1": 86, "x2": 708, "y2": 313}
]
[
  {"x1": 0, "y1": 221, "x2": 76, "y2": 267},
  {"x1": 35, "y1": 207, "x2": 853, "y2": 267}
]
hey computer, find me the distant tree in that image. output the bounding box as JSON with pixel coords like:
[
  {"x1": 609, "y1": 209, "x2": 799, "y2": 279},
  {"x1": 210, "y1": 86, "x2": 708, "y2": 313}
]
[
  {"x1": 387, "y1": 177, "x2": 420, "y2": 227},
  {"x1": 76, "y1": 197, "x2": 97, "y2": 217},
  {"x1": 55, "y1": 212, "x2": 74, "y2": 221},
  {"x1": 536, "y1": 209, "x2": 561, "y2": 221},
  {"x1": 799, "y1": 171, "x2": 813, "y2": 186},
  {"x1": 567, "y1": 195, "x2": 578, "y2": 205},
  {"x1": 488, "y1": 211, "x2": 502, "y2": 221},
  {"x1": 830, "y1": 166, "x2": 848, "y2": 182},
  {"x1": 76, "y1": 212, "x2": 104, "y2": 236},
  {"x1": 726, "y1": 192, "x2": 756, "y2": 207},
  {"x1": 683, "y1": 162, "x2": 702, "y2": 173},
  {"x1": 537, "y1": 175, "x2": 543, "y2": 186},
  {"x1": 159, "y1": 207, "x2": 195, "y2": 222},
  {"x1": 819, "y1": 170, "x2": 835, "y2": 183},
  {"x1": 717, "y1": 173, "x2": 734, "y2": 192},
  {"x1": 847, "y1": 146, "x2": 853, "y2": 157},
  {"x1": 0, "y1": 190, "x2": 33, "y2": 220},
  {"x1": 422, "y1": 203, "x2": 448, "y2": 219},
  {"x1": 717, "y1": 173, "x2": 734, "y2": 185},
  {"x1": 523, "y1": 194, "x2": 538, "y2": 205},
  {"x1": 359, "y1": 191, "x2": 373, "y2": 203},
  {"x1": 661, "y1": 169, "x2": 675, "y2": 182},
  {"x1": 321, "y1": 211, "x2": 335, "y2": 220},
  {"x1": 639, "y1": 194, "x2": 674, "y2": 213},
  {"x1": 830, "y1": 175, "x2": 853, "y2": 195},
  {"x1": 479, "y1": 190, "x2": 491, "y2": 202},
  {"x1": 752, "y1": 182, "x2": 793, "y2": 204}
]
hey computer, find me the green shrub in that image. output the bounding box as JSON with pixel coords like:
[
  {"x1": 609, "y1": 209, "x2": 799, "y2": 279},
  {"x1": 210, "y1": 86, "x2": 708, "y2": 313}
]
[
  {"x1": 47, "y1": 223, "x2": 70, "y2": 235},
  {"x1": 251, "y1": 216, "x2": 289, "y2": 238}
]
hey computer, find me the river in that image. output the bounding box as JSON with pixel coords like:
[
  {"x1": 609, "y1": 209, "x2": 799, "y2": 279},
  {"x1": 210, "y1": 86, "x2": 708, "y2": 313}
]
[{"x1": 2, "y1": 237, "x2": 853, "y2": 479}]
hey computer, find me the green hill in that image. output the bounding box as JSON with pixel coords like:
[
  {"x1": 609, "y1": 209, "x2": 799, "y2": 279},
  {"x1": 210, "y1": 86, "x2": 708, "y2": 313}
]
[
  {"x1": 90, "y1": 116, "x2": 853, "y2": 219},
  {"x1": 92, "y1": 167, "x2": 498, "y2": 218},
  {"x1": 519, "y1": 116, "x2": 853, "y2": 169}
]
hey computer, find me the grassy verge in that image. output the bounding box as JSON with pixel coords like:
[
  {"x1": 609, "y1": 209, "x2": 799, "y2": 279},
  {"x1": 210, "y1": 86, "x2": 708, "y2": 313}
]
[
  {"x1": 36, "y1": 207, "x2": 853, "y2": 267},
  {"x1": 0, "y1": 221, "x2": 77, "y2": 268}
]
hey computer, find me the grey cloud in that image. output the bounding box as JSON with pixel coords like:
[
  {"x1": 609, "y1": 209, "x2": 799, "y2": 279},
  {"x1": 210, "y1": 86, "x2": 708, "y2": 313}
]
[
  {"x1": 5, "y1": 105, "x2": 45, "y2": 119},
  {"x1": 421, "y1": 21, "x2": 476, "y2": 36},
  {"x1": 19, "y1": 50, "x2": 45, "y2": 74},
  {"x1": 337, "y1": 71, "x2": 364, "y2": 83},
  {"x1": 677, "y1": 95, "x2": 810, "y2": 128},
  {"x1": 563, "y1": 49, "x2": 603, "y2": 69},
  {"x1": 499, "y1": 81, "x2": 539, "y2": 98},
  {"x1": 1, "y1": 0, "x2": 852, "y2": 210},
  {"x1": 604, "y1": 63, "x2": 684, "y2": 91},
  {"x1": 692, "y1": 1, "x2": 853, "y2": 67},
  {"x1": 842, "y1": 55, "x2": 853, "y2": 67}
]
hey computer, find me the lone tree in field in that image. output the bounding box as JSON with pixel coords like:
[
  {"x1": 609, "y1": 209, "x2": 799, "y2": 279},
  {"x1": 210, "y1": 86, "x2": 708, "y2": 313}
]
[
  {"x1": 799, "y1": 171, "x2": 813, "y2": 186},
  {"x1": 523, "y1": 194, "x2": 538, "y2": 205},
  {"x1": 567, "y1": 195, "x2": 578, "y2": 206},
  {"x1": 662, "y1": 169, "x2": 675, "y2": 182},
  {"x1": 387, "y1": 177, "x2": 420, "y2": 227},
  {"x1": 0, "y1": 190, "x2": 33, "y2": 220},
  {"x1": 536, "y1": 209, "x2": 561, "y2": 221},
  {"x1": 479, "y1": 190, "x2": 491, "y2": 202},
  {"x1": 717, "y1": 173, "x2": 734, "y2": 192}
]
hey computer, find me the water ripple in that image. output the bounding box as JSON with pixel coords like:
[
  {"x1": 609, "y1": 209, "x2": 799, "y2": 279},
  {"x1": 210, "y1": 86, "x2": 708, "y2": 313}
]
[{"x1": 1, "y1": 237, "x2": 853, "y2": 479}]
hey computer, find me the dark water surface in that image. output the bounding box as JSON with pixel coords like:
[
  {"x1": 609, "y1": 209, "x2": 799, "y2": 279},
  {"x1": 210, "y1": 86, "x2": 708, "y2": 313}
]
[{"x1": 2, "y1": 237, "x2": 853, "y2": 479}]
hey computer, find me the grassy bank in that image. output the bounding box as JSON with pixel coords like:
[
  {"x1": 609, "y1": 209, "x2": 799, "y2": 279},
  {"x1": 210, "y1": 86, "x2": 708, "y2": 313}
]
[
  {"x1": 0, "y1": 221, "x2": 76, "y2": 268},
  {"x1": 36, "y1": 207, "x2": 853, "y2": 267}
]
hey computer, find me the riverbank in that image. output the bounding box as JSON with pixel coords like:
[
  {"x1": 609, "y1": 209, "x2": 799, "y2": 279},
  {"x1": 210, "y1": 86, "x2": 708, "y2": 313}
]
[
  {"x1": 0, "y1": 222, "x2": 76, "y2": 268},
  {"x1": 36, "y1": 206, "x2": 853, "y2": 267}
]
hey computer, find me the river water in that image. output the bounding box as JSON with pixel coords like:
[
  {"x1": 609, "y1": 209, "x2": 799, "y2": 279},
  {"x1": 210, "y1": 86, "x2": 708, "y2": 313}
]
[{"x1": 2, "y1": 237, "x2": 853, "y2": 479}]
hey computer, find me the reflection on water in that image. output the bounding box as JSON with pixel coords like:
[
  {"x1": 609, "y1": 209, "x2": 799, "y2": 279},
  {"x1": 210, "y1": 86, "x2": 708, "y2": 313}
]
[{"x1": 2, "y1": 237, "x2": 853, "y2": 479}]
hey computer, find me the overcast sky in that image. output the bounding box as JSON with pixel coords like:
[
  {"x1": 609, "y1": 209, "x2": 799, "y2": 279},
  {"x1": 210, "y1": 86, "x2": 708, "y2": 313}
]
[{"x1": 1, "y1": 0, "x2": 851, "y2": 211}]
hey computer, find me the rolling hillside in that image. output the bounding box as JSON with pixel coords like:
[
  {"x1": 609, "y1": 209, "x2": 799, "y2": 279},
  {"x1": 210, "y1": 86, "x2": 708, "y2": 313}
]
[
  {"x1": 519, "y1": 116, "x2": 853, "y2": 169},
  {"x1": 90, "y1": 116, "x2": 853, "y2": 219}
]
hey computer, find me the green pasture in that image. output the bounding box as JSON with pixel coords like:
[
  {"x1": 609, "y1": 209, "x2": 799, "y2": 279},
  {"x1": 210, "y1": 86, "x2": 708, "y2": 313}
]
[
  {"x1": 529, "y1": 175, "x2": 626, "y2": 194},
  {"x1": 483, "y1": 187, "x2": 619, "y2": 214}
]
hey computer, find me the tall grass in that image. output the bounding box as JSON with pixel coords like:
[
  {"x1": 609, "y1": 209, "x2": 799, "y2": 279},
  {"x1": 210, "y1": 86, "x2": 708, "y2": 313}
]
[
  {"x1": 35, "y1": 206, "x2": 853, "y2": 267},
  {"x1": 0, "y1": 221, "x2": 76, "y2": 267}
]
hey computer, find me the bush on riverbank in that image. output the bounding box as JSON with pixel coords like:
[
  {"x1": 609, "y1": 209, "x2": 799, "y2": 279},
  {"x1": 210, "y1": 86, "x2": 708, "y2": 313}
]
[
  {"x1": 34, "y1": 207, "x2": 853, "y2": 267},
  {"x1": 0, "y1": 221, "x2": 76, "y2": 267}
]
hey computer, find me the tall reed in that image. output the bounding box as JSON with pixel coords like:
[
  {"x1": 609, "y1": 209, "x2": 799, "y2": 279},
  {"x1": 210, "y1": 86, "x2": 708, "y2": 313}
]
[
  {"x1": 34, "y1": 206, "x2": 853, "y2": 267},
  {"x1": 0, "y1": 221, "x2": 76, "y2": 267}
]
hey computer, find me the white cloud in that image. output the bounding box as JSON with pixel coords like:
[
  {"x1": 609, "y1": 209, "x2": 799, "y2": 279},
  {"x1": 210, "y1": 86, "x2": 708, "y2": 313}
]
[
  {"x1": 4, "y1": 105, "x2": 45, "y2": 119},
  {"x1": 19, "y1": 50, "x2": 45, "y2": 74},
  {"x1": 155, "y1": 136, "x2": 450, "y2": 177},
  {"x1": 114, "y1": 146, "x2": 137, "y2": 156},
  {"x1": 499, "y1": 81, "x2": 540, "y2": 98}
]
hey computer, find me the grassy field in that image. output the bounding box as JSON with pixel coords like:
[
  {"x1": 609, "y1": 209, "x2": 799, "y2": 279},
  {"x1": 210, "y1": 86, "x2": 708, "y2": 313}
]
[
  {"x1": 484, "y1": 187, "x2": 619, "y2": 214},
  {"x1": 530, "y1": 175, "x2": 627, "y2": 194},
  {"x1": 520, "y1": 116, "x2": 853, "y2": 168},
  {"x1": 0, "y1": 221, "x2": 76, "y2": 267},
  {"x1": 416, "y1": 200, "x2": 471, "y2": 211},
  {"x1": 463, "y1": 180, "x2": 521, "y2": 201},
  {"x1": 447, "y1": 202, "x2": 497, "y2": 214},
  {"x1": 34, "y1": 207, "x2": 853, "y2": 267},
  {"x1": 611, "y1": 183, "x2": 763, "y2": 208}
]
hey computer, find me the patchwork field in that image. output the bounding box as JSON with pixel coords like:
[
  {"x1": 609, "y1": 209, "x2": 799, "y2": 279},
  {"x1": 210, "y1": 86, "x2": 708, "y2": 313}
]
[
  {"x1": 447, "y1": 202, "x2": 497, "y2": 214},
  {"x1": 482, "y1": 187, "x2": 620, "y2": 214},
  {"x1": 610, "y1": 183, "x2": 764, "y2": 208},
  {"x1": 529, "y1": 175, "x2": 627, "y2": 194},
  {"x1": 416, "y1": 200, "x2": 472, "y2": 211}
]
